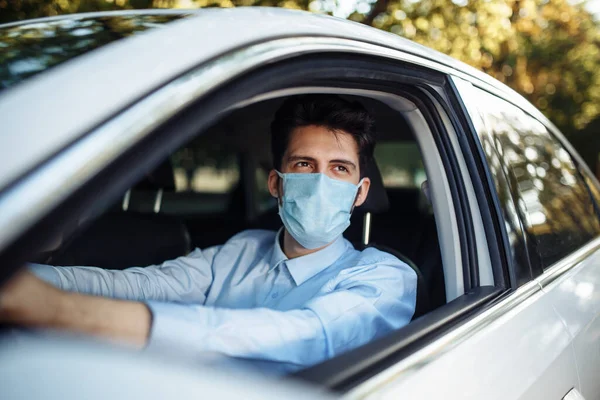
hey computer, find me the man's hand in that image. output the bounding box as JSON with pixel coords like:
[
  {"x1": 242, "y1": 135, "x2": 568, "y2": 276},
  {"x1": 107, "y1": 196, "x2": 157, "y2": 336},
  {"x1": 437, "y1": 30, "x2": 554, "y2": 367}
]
[
  {"x1": 0, "y1": 270, "x2": 152, "y2": 347},
  {"x1": 0, "y1": 271, "x2": 62, "y2": 327}
]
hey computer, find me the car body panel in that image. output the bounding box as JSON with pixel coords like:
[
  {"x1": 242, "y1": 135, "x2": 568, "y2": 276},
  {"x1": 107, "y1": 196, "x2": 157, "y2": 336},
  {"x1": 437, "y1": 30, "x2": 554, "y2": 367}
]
[
  {"x1": 347, "y1": 281, "x2": 579, "y2": 400},
  {"x1": 0, "y1": 335, "x2": 337, "y2": 400},
  {"x1": 540, "y1": 249, "x2": 600, "y2": 399},
  {"x1": 429, "y1": 71, "x2": 600, "y2": 400},
  {"x1": 451, "y1": 77, "x2": 600, "y2": 400}
]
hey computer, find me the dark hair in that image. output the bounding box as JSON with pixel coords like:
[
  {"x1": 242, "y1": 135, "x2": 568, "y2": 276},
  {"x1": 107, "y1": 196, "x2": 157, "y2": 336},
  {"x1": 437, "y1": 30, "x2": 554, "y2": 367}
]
[{"x1": 270, "y1": 95, "x2": 376, "y2": 175}]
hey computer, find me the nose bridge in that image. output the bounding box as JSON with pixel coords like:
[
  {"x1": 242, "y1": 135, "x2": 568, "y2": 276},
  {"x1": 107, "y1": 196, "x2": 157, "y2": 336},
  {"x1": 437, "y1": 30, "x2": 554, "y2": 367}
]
[
  {"x1": 315, "y1": 162, "x2": 328, "y2": 174},
  {"x1": 309, "y1": 156, "x2": 326, "y2": 174}
]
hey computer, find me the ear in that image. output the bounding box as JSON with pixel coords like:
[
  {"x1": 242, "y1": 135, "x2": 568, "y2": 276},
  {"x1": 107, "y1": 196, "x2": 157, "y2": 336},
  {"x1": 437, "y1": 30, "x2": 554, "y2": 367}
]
[
  {"x1": 354, "y1": 177, "x2": 371, "y2": 207},
  {"x1": 268, "y1": 170, "x2": 281, "y2": 198}
]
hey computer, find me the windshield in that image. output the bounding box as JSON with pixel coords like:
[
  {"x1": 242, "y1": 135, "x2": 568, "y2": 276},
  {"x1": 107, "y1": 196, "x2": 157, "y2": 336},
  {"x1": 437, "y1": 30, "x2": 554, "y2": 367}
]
[{"x1": 0, "y1": 13, "x2": 192, "y2": 92}]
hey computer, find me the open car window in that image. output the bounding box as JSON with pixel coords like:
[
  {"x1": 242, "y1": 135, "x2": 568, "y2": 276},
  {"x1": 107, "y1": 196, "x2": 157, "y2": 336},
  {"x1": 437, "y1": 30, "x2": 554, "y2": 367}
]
[{"x1": 1, "y1": 48, "x2": 506, "y2": 395}]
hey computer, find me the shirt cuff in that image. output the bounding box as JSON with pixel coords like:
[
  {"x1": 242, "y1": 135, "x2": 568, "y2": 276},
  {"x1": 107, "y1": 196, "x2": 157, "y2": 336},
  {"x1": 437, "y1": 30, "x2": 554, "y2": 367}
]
[
  {"x1": 28, "y1": 263, "x2": 62, "y2": 288},
  {"x1": 145, "y1": 301, "x2": 210, "y2": 352}
]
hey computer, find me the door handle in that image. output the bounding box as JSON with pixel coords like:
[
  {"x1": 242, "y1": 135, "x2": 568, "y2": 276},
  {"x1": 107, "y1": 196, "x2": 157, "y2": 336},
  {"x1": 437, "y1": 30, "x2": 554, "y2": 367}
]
[{"x1": 563, "y1": 388, "x2": 585, "y2": 400}]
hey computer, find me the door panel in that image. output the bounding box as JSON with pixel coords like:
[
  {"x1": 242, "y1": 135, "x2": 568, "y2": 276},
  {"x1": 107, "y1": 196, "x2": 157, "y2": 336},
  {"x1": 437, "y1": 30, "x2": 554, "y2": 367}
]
[
  {"x1": 374, "y1": 75, "x2": 581, "y2": 400},
  {"x1": 451, "y1": 76, "x2": 600, "y2": 400},
  {"x1": 351, "y1": 284, "x2": 578, "y2": 399},
  {"x1": 541, "y1": 247, "x2": 600, "y2": 400}
]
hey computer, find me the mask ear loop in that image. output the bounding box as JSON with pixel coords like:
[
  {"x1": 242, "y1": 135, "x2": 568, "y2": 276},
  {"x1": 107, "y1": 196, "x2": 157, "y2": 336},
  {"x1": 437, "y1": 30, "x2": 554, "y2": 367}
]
[{"x1": 350, "y1": 178, "x2": 366, "y2": 215}]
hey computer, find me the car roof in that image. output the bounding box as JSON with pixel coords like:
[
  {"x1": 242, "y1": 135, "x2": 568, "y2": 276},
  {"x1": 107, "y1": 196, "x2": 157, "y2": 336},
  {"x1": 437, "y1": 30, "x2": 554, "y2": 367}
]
[{"x1": 0, "y1": 7, "x2": 528, "y2": 192}]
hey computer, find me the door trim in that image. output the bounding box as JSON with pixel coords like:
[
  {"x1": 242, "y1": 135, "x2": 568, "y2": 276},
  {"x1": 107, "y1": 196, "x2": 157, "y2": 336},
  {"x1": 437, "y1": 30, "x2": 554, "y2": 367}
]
[{"x1": 537, "y1": 236, "x2": 600, "y2": 289}]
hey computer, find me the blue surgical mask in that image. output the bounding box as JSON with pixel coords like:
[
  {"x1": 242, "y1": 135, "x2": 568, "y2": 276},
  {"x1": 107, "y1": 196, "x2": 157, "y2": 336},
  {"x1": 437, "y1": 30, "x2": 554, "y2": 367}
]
[{"x1": 276, "y1": 171, "x2": 364, "y2": 249}]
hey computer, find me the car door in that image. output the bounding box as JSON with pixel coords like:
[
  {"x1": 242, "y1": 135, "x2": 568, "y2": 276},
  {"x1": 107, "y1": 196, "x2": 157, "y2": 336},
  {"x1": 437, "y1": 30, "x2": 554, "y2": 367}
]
[
  {"x1": 447, "y1": 76, "x2": 596, "y2": 400},
  {"x1": 553, "y1": 167, "x2": 600, "y2": 400},
  {"x1": 540, "y1": 185, "x2": 600, "y2": 400},
  {"x1": 502, "y1": 113, "x2": 600, "y2": 400},
  {"x1": 0, "y1": 21, "x2": 585, "y2": 400},
  {"x1": 334, "y1": 77, "x2": 580, "y2": 400}
]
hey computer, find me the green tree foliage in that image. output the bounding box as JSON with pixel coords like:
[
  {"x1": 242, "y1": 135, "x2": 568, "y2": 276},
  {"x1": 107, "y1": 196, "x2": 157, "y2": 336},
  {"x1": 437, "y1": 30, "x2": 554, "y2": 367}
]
[
  {"x1": 0, "y1": 0, "x2": 176, "y2": 22},
  {"x1": 349, "y1": 0, "x2": 600, "y2": 139}
]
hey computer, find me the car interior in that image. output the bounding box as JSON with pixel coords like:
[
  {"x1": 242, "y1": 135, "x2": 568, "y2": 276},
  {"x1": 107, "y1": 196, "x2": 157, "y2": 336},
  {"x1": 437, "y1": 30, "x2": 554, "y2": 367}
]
[{"x1": 43, "y1": 94, "x2": 446, "y2": 321}]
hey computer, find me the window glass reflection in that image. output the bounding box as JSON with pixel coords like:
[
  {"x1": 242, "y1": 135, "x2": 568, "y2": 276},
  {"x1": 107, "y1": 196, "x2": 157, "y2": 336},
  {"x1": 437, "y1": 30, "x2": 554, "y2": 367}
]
[
  {"x1": 476, "y1": 91, "x2": 600, "y2": 269},
  {"x1": 0, "y1": 13, "x2": 190, "y2": 91},
  {"x1": 459, "y1": 84, "x2": 533, "y2": 284}
]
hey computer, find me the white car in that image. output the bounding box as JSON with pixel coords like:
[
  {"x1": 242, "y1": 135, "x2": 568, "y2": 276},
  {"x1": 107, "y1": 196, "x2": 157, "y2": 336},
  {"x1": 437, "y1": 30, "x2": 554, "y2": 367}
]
[{"x1": 1, "y1": 8, "x2": 599, "y2": 400}]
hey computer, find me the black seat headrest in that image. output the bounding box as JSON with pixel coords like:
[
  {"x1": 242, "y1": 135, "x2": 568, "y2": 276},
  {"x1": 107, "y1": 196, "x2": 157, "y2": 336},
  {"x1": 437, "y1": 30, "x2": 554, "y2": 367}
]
[
  {"x1": 135, "y1": 160, "x2": 176, "y2": 192},
  {"x1": 357, "y1": 157, "x2": 389, "y2": 213}
]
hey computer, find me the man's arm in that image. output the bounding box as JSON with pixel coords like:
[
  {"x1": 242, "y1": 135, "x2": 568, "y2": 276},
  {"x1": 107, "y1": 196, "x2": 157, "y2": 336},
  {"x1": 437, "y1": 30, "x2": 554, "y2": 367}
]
[
  {"x1": 146, "y1": 263, "x2": 417, "y2": 369},
  {"x1": 0, "y1": 272, "x2": 151, "y2": 347},
  {"x1": 29, "y1": 246, "x2": 221, "y2": 303},
  {"x1": 1, "y1": 262, "x2": 416, "y2": 369}
]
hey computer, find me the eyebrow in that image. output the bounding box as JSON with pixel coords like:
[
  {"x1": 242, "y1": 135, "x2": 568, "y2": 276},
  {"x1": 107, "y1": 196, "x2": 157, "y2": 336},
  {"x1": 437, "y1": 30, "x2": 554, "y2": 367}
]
[
  {"x1": 330, "y1": 159, "x2": 357, "y2": 170},
  {"x1": 287, "y1": 155, "x2": 357, "y2": 170}
]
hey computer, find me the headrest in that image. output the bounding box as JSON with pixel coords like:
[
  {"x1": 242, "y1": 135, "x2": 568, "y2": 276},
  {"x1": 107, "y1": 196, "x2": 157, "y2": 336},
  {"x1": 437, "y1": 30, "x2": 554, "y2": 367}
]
[
  {"x1": 421, "y1": 180, "x2": 431, "y2": 203},
  {"x1": 135, "y1": 160, "x2": 176, "y2": 192},
  {"x1": 357, "y1": 157, "x2": 390, "y2": 213},
  {"x1": 418, "y1": 179, "x2": 433, "y2": 214}
]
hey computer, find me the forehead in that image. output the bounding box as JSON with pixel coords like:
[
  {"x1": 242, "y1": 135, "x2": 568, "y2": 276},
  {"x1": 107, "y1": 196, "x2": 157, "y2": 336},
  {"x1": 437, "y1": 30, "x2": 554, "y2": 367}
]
[{"x1": 285, "y1": 125, "x2": 359, "y2": 160}]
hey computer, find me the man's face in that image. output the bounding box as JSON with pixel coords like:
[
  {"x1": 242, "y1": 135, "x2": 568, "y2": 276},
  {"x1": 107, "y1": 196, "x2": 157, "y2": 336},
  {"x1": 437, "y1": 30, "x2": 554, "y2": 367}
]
[{"x1": 268, "y1": 125, "x2": 371, "y2": 207}]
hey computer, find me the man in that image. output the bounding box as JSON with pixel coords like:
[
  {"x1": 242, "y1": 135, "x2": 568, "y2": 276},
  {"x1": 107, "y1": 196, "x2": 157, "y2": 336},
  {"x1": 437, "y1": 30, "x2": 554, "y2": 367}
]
[{"x1": 0, "y1": 95, "x2": 417, "y2": 372}]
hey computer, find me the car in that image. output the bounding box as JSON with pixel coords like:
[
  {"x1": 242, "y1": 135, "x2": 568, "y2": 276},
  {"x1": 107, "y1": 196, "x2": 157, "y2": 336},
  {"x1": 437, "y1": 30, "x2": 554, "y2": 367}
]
[{"x1": 1, "y1": 7, "x2": 599, "y2": 400}]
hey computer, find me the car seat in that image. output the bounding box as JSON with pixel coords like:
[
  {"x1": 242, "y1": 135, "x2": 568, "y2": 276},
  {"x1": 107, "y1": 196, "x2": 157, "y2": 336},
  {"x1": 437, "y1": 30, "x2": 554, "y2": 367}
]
[
  {"x1": 348, "y1": 158, "x2": 431, "y2": 319},
  {"x1": 49, "y1": 161, "x2": 191, "y2": 270}
]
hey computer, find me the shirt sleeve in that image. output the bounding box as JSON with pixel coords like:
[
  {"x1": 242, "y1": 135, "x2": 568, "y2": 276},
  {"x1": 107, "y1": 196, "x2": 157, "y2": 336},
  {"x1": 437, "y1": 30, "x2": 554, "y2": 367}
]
[
  {"x1": 27, "y1": 246, "x2": 221, "y2": 303},
  {"x1": 146, "y1": 263, "x2": 417, "y2": 370}
]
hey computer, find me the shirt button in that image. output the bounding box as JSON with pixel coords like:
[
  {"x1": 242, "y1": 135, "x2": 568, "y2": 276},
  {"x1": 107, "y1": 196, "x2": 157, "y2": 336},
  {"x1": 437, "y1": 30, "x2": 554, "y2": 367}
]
[{"x1": 271, "y1": 293, "x2": 279, "y2": 299}]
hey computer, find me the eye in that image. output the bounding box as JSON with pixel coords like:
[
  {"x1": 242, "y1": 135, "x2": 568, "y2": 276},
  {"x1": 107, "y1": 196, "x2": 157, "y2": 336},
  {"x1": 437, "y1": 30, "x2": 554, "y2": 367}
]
[
  {"x1": 334, "y1": 165, "x2": 349, "y2": 173},
  {"x1": 294, "y1": 161, "x2": 312, "y2": 170}
]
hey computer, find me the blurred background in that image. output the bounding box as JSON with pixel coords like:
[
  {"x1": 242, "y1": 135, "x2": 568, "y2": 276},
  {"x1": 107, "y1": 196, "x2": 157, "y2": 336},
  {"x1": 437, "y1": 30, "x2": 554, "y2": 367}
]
[{"x1": 1, "y1": 0, "x2": 599, "y2": 176}]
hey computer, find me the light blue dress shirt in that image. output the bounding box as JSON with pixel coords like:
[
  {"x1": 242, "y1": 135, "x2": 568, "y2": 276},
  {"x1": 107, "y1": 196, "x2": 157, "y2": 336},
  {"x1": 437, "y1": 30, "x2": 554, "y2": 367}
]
[{"x1": 30, "y1": 229, "x2": 417, "y2": 373}]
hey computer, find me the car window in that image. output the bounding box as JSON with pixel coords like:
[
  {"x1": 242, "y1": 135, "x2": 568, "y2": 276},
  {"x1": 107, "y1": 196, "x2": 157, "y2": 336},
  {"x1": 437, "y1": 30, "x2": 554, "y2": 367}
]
[
  {"x1": 375, "y1": 141, "x2": 427, "y2": 189},
  {"x1": 374, "y1": 140, "x2": 432, "y2": 220},
  {"x1": 0, "y1": 13, "x2": 191, "y2": 92},
  {"x1": 168, "y1": 143, "x2": 240, "y2": 215},
  {"x1": 472, "y1": 90, "x2": 600, "y2": 269},
  {"x1": 171, "y1": 146, "x2": 239, "y2": 194},
  {"x1": 581, "y1": 169, "x2": 600, "y2": 213}
]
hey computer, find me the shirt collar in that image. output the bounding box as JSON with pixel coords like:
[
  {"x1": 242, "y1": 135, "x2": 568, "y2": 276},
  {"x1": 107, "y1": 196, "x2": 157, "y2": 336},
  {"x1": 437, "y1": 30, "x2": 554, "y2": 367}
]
[{"x1": 269, "y1": 228, "x2": 347, "y2": 286}]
